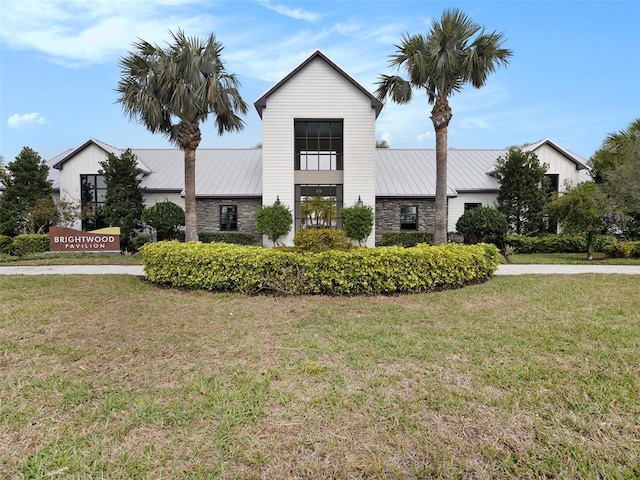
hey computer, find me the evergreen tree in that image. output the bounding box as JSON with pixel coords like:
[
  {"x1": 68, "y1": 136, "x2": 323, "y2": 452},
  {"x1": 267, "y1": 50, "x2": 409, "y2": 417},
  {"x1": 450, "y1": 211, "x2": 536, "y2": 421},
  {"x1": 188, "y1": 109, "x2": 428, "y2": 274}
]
[
  {"x1": 99, "y1": 149, "x2": 145, "y2": 251},
  {"x1": 0, "y1": 147, "x2": 54, "y2": 236},
  {"x1": 494, "y1": 148, "x2": 549, "y2": 235}
]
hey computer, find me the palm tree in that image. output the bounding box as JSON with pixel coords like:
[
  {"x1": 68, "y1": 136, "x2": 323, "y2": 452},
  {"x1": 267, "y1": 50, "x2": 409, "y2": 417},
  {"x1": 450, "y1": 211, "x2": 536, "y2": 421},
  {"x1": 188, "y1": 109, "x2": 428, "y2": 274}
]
[
  {"x1": 117, "y1": 30, "x2": 248, "y2": 242},
  {"x1": 375, "y1": 9, "x2": 512, "y2": 245}
]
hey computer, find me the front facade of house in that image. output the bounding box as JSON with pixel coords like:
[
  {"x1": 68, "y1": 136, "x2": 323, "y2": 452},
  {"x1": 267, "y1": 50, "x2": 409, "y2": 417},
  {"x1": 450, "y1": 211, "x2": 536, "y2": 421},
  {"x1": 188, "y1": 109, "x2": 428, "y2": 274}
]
[{"x1": 46, "y1": 50, "x2": 590, "y2": 245}]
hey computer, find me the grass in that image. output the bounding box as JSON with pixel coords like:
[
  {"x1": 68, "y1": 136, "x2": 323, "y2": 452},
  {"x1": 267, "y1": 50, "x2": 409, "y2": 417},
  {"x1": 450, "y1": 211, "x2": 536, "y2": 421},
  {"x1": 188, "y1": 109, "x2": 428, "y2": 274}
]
[
  {"x1": 1, "y1": 274, "x2": 639, "y2": 478},
  {"x1": 0, "y1": 252, "x2": 143, "y2": 266}
]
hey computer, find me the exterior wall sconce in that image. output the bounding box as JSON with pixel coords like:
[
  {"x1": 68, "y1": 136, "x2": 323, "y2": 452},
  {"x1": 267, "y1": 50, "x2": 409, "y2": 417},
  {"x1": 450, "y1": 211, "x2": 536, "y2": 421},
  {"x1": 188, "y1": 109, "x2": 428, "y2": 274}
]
[{"x1": 357, "y1": 195, "x2": 363, "y2": 208}]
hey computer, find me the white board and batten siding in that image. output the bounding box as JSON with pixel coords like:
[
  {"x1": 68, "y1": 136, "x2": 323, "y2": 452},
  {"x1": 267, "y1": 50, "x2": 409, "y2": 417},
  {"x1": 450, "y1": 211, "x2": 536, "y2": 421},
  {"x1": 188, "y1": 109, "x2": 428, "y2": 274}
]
[
  {"x1": 447, "y1": 192, "x2": 499, "y2": 233},
  {"x1": 260, "y1": 56, "x2": 377, "y2": 246},
  {"x1": 56, "y1": 143, "x2": 110, "y2": 230},
  {"x1": 532, "y1": 142, "x2": 583, "y2": 192}
]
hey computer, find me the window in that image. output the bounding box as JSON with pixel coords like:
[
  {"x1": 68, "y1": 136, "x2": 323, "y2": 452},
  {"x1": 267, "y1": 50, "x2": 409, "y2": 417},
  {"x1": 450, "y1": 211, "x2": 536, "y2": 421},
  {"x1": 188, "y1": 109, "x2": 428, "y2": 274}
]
[
  {"x1": 80, "y1": 174, "x2": 107, "y2": 230},
  {"x1": 543, "y1": 174, "x2": 560, "y2": 232},
  {"x1": 295, "y1": 184, "x2": 343, "y2": 230},
  {"x1": 400, "y1": 206, "x2": 418, "y2": 230},
  {"x1": 464, "y1": 202, "x2": 482, "y2": 212},
  {"x1": 220, "y1": 205, "x2": 238, "y2": 231},
  {"x1": 295, "y1": 120, "x2": 343, "y2": 170},
  {"x1": 545, "y1": 174, "x2": 559, "y2": 196}
]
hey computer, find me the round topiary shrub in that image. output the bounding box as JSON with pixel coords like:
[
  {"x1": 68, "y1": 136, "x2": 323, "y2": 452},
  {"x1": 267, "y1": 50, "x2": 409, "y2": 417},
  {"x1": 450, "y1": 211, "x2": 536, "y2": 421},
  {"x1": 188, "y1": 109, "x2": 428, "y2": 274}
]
[
  {"x1": 256, "y1": 200, "x2": 293, "y2": 246},
  {"x1": 456, "y1": 206, "x2": 507, "y2": 248},
  {"x1": 341, "y1": 203, "x2": 374, "y2": 246},
  {"x1": 141, "y1": 201, "x2": 185, "y2": 241}
]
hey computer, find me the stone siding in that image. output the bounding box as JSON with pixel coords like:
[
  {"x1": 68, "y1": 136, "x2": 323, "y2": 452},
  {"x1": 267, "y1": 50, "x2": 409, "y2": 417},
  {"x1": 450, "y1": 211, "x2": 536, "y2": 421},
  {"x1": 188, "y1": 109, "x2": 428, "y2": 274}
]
[
  {"x1": 196, "y1": 198, "x2": 262, "y2": 239},
  {"x1": 375, "y1": 198, "x2": 436, "y2": 244}
]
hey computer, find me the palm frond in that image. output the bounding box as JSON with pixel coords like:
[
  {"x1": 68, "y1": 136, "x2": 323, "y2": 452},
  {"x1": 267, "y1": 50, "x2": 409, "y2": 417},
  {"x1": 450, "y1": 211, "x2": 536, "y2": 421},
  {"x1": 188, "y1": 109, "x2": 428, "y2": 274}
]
[{"x1": 116, "y1": 29, "x2": 248, "y2": 148}]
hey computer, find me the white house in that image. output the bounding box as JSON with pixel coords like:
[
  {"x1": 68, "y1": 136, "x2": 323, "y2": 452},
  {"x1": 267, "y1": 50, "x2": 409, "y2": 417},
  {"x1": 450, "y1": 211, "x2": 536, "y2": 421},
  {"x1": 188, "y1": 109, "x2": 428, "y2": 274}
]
[{"x1": 45, "y1": 50, "x2": 590, "y2": 245}]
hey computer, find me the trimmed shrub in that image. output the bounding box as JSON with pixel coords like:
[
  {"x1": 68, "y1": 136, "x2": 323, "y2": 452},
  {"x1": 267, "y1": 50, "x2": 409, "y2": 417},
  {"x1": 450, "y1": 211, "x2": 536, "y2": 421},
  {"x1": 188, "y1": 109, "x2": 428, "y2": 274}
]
[
  {"x1": 341, "y1": 204, "x2": 374, "y2": 245},
  {"x1": 256, "y1": 201, "x2": 293, "y2": 246},
  {"x1": 294, "y1": 228, "x2": 352, "y2": 252},
  {"x1": 378, "y1": 231, "x2": 433, "y2": 247},
  {"x1": 141, "y1": 201, "x2": 185, "y2": 241},
  {"x1": 142, "y1": 241, "x2": 500, "y2": 295},
  {"x1": 11, "y1": 234, "x2": 49, "y2": 256},
  {"x1": 505, "y1": 234, "x2": 616, "y2": 254},
  {"x1": 133, "y1": 234, "x2": 150, "y2": 251},
  {"x1": 604, "y1": 241, "x2": 640, "y2": 258},
  {"x1": 198, "y1": 231, "x2": 258, "y2": 245},
  {"x1": 0, "y1": 235, "x2": 13, "y2": 254},
  {"x1": 456, "y1": 206, "x2": 507, "y2": 247}
]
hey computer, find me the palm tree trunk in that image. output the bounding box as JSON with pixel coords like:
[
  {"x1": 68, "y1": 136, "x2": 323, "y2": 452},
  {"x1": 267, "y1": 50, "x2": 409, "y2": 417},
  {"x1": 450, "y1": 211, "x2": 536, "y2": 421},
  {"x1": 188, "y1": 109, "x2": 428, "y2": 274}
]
[
  {"x1": 432, "y1": 97, "x2": 452, "y2": 246},
  {"x1": 183, "y1": 146, "x2": 198, "y2": 242}
]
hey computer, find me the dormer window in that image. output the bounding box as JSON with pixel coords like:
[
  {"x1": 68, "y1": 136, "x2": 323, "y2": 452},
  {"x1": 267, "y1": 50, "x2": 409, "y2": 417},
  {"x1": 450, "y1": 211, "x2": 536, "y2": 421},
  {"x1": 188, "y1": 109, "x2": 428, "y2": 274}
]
[{"x1": 294, "y1": 120, "x2": 343, "y2": 170}]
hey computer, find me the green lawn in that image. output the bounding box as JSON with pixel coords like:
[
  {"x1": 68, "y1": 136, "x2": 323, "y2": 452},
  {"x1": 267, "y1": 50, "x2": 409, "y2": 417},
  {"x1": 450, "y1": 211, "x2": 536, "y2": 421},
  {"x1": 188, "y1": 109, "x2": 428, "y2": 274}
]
[
  {"x1": 0, "y1": 252, "x2": 143, "y2": 266},
  {"x1": 2, "y1": 274, "x2": 639, "y2": 478}
]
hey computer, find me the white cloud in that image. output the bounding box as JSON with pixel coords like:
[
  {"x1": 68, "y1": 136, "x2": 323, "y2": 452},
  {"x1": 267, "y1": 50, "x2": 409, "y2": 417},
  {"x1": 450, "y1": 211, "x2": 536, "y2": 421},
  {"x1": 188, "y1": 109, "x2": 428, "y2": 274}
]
[
  {"x1": 8, "y1": 113, "x2": 47, "y2": 128},
  {"x1": 0, "y1": 0, "x2": 218, "y2": 67},
  {"x1": 416, "y1": 131, "x2": 433, "y2": 144},
  {"x1": 257, "y1": 0, "x2": 321, "y2": 22}
]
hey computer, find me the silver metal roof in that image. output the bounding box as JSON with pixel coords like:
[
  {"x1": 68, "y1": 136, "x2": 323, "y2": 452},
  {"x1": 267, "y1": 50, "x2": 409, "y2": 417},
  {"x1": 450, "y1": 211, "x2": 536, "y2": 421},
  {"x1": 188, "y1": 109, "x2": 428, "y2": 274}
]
[
  {"x1": 46, "y1": 138, "x2": 590, "y2": 198},
  {"x1": 134, "y1": 148, "x2": 263, "y2": 197},
  {"x1": 375, "y1": 149, "x2": 504, "y2": 197}
]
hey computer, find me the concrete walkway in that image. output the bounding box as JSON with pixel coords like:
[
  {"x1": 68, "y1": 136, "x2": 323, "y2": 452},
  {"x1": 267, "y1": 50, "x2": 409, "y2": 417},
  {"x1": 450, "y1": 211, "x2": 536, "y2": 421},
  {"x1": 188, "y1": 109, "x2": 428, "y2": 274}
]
[
  {"x1": 1, "y1": 264, "x2": 639, "y2": 276},
  {"x1": 0, "y1": 265, "x2": 145, "y2": 276},
  {"x1": 495, "y1": 264, "x2": 640, "y2": 275}
]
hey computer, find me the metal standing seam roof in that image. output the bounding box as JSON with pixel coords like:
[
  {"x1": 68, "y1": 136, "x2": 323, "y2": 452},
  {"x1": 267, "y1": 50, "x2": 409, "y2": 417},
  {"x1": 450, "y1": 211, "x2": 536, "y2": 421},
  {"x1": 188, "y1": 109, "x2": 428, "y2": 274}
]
[
  {"x1": 133, "y1": 148, "x2": 263, "y2": 197},
  {"x1": 46, "y1": 139, "x2": 590, "y2": 198},
  {"x1": 375, "y1": 149, "x2": 504, "y2": 197}
]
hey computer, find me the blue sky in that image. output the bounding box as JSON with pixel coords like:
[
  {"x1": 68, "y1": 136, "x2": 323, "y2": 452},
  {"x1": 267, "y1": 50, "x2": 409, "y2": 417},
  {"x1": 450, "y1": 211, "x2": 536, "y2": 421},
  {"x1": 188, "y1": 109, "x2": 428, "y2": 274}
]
[{"x1": 1, "y1": 0, "x2": 638, "y2": 164}]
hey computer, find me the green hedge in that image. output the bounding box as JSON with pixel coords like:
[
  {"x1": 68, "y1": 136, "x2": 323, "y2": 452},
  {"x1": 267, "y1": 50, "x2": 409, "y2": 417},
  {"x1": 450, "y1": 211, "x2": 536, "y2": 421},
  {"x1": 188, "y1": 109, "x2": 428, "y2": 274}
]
[
  {"x1": 11, "y1": 234, "x2": 49, "y2": 256},
  {"x1": 504, "y1": 234, "x2": 615, "y2": 254},
  {"x1": 142, "y1": 241, "x2": 500, "y2": 295},
  {"x1": 198, "y1": 231, "x2": 259, "y2": 245},
  {"x1": 603, "y1": 241, "x2": 640, "y2": 258},
  {"x1": 378, "y1": 231, "x2": 433, "y2": 247},
  {"x1": 0, "y1": 235, "x2": 13, "y2": 254}
]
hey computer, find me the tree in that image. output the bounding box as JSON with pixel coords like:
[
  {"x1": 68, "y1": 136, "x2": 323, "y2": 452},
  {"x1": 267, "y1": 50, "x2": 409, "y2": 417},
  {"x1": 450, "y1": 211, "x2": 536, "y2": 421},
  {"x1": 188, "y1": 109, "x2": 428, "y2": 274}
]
[
  {"x1": 0, "y1": 147, "x2": 54, "y2": 236},
  {"x1": 545, "y1": 182, "x2": 619, "y2": 260},
  {"x1": 494, "y1": 147, "x2": 549, "y2": 235},
  {"x1": 589, "y1": 118, "x2": 640, "y2": 184},
  {"x1": 375, "y1": 8, "x2": 512, "y2": 245},
  {"x1": 341, "y1": 202, "x2": 374, "y2": 246},
  {"x1": 141, "y1": 200, "x2": 185, "y2": 241},
  {"x1": 256, "y1": 200, "x2": 293, "y2": 246},
  {"x1": 375, "y1": 139, "x2": 389, "y2": 148},
  {"x1": 590, "y1": 118, "x2": 640, "y2": 239},
  {"x1": 455, "y1": 206, "x2": 507, "y2": 247},
  {"x1": 99, "y1": 149, "x2": 145, "y2": 251},
  {"x1": 117, "y1": 29, "x2": 248, "y2": 242}
]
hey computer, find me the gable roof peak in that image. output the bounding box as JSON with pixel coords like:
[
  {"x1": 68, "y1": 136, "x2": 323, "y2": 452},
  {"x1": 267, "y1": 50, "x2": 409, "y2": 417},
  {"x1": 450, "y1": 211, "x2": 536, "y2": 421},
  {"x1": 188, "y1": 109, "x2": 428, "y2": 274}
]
[
  {"x1": 523, "y1": 138, "x2": 588, "y2": 170},
  {"x1": 254, "y1": 49, "x2": 383, "y2": 119}
]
